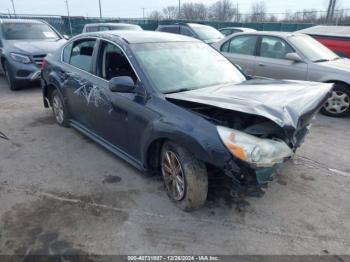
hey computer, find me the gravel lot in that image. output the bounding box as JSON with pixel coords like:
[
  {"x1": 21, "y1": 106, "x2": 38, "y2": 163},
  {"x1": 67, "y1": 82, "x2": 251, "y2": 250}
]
[{"x1": 0, "y1": 76, "x2": 349, "y2": 256}]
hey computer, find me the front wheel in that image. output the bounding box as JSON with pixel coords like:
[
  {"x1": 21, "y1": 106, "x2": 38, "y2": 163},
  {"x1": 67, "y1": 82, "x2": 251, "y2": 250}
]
[
  {"x1": 321, "y1": 84, "x2": 350, "y2": 117},
  {"x1": 161, "y1": 141, "x2": 208, "y2": 211}
]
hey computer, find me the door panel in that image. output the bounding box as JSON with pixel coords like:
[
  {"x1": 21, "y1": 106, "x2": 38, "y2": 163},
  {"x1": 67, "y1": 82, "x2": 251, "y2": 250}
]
[
  {"x1": 64, "y1": 38, "x2": 97, "y2": 129},
  {"x1": 224, "y1": 53, "x2": 256, "y2": 76},
  {"x1": 254, "y1": 56, "x2": 307, "y2": 80},
  {"x1": 221, "y1": 35, "x2": 258, "y2": 76},
  {"x1": 91, "y1": 40, "x2": 141, "y2": 153},
  {"x1": 255, "y1": 36, "x2": 307, "y2": 80}
]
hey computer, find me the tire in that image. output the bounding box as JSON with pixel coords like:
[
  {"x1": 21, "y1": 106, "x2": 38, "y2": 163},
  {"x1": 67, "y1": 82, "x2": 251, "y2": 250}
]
[
  {"x1": 321, "y1": 83, "x2": 350, "y2": 117},
  {"x1": 51, "y1": 89, "x2": 69, "y2": 127},
  {"x1": 160, "y1": 141, "x2": 208, "y2": 211},
  {"x1": 3, "y1": 60, "x2": 20, "y2": 91}
]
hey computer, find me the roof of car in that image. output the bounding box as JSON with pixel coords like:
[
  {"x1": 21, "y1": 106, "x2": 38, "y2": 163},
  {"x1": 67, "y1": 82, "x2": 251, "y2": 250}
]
[
  {"x1": 297, "y1": 25, "x2": 350, "y2": 37},
  {"x1": 84, "y1": 22, "x2": 140, "y2": 27},
  {"x1": 233, "y1": 31, "x2": 305, "y2": 37},
  {"x1": 220, "y1": 27, "x2": 257, "y2": 31},
  {"x1": 0, "y1": 18, "x2": 45, "y2": 24},
  {"x1": 83, "y1": 30, "x2": 200, "y2": 44},
  {"x1": 158, "y1": 22, "x2": 209, "y2": 28}
]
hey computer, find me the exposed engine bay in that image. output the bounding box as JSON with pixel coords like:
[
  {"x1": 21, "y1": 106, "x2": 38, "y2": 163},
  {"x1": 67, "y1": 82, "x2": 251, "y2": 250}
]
[{"x1": 168, "y1": 99, "x2": 297, "y2": 145}]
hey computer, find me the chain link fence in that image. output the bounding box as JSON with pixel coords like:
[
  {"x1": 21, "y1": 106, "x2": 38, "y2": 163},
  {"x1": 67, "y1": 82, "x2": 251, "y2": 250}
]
[{"x1": 0, "y1": 13, "x2": 314, "y2": 36}]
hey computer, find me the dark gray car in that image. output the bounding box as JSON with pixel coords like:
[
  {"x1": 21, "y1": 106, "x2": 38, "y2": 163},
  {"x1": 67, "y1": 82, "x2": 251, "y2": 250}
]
[
  {"x1": 213, "y1": 31, "x2": 350, "y2": 117},
  {"x1": 0, "y1": 19, "x2": 67, "y2": 90}
]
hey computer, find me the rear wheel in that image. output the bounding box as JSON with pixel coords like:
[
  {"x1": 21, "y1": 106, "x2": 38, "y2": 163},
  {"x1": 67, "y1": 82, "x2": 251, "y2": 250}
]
[
  {"x1": 51, "y1": 89, "x2": 69, "y2": 127},
  {"x1": 161, "y1": 141, "x2": 208, "y2": 211},
  {"x1": 3, "y1": 61, "x2": 20, "y2": 91},
  {"x1": 321, "y1": 84, "x2": 350, "y2": 117}
]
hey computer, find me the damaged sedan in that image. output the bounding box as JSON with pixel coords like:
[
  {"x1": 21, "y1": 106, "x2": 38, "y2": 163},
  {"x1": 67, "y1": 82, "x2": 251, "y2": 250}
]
[{"x1": 41, "y1": 31, "x2": 332, "y2": 211}]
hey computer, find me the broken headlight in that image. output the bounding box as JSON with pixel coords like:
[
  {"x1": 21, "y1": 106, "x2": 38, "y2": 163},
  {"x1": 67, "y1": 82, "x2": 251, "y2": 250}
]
[{"x1": 217, "y1": 126, "x2": 293, "y2": 167}]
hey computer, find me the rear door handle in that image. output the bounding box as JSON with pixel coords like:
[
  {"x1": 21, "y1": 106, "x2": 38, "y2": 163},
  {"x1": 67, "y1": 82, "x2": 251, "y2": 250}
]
[{"x1": 258, "y1": 63, "x2": 265, "y2": 67}]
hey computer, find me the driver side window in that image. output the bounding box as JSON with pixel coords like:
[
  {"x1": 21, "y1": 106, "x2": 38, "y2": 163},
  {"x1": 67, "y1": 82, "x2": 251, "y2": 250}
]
[
  {"x1": 260, "y1": 36, "x2": 293, "y2": 60},
  {"x1": 97, "y1": 41, "x2": 136, "y2": 82}
]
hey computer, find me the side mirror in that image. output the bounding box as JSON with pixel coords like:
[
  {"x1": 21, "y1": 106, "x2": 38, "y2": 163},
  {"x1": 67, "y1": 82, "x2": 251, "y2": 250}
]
[
  {"x1": 63, "y1": 35, "x2": 70, "y2": 40},
  {"x1": 286, "y1": 52, "x2": 303, "y2": 62},
  {"x1": 109, "y1": 76, "x2": 135, "y2": 93}
]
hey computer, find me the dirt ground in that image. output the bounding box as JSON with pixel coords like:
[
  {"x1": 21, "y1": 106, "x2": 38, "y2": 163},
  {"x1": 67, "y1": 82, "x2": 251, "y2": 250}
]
[{"x1": 0, "y1": 76, "x2": 350, "y2": 256}]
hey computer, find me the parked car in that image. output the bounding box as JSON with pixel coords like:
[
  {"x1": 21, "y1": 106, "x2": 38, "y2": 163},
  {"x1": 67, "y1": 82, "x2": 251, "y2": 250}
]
[
  {"x1": 0, "y1": 19, "x2": 67, "y2": 90},
  {"x1": 41, "y1": 30, "x2": 331, "y2": 210},
  {"x1": 82, "y1": 23, "x2": 143, "y2": 33},
  {"x1": 297, "y1": 25, "x2": 350, "y2": 58},
  {"x1": 156, "y1": 23, "x2": 224, "y2": 44},
  {"x1": 219, "y1": 27, "x2": 257, "y2": 36},
  {"x1": 213, "y1": 31, "x2": 350, "y2": 117}
]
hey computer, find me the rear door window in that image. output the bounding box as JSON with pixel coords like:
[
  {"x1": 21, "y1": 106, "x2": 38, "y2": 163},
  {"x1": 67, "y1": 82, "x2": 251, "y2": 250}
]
[
  {"x1": 226, "y1": 35, "x2": 258, "y2": 56},
  {"x1": 62, "y1": 42, "x2": 73, "y2": 63},
  {"x1": 69, "y1": 39, "x2": 96, "y2": 72}
]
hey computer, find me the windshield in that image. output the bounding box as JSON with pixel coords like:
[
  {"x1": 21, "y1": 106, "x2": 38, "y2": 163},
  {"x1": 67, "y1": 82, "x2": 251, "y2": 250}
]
[
  {"x1": 191, "y1": 25, "x2": 224, "y2": 41},
  {"x1": 2, "y1": 23, "x2": 60, "y2": 40},
  {"x1": 131, "y1": 42, "x2": 245, "y2": 94},
  {"x1": 288, "y1": 35, "x2": 339, "y2": 62}
]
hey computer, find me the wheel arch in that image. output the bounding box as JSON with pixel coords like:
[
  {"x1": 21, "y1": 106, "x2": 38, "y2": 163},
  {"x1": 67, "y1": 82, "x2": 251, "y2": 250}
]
[
  {"x1": 323, "y1": 80, "x2": 350, "y2": 88},
  {"x1": 143, "y1": 134, "x2": 214, "y2": 173}
]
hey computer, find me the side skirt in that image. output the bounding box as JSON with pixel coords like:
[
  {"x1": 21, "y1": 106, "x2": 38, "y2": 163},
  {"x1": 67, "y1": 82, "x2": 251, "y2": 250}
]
[{"x1": 69, "y1": 120, "x2": 145, "y2": 172}]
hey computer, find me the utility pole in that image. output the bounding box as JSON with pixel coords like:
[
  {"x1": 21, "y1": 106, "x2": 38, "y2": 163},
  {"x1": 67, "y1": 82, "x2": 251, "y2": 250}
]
[
  {"x1": 142, "y1": 8, "x2": 145, "y2": 19},
  {"x1": 98, "y1": 0, "x2": 102, "y2": 18},
  {"x1": 330, "y1": 0, "x2": 337, "y2": 23},
  {"x1": 178, "y1": 0, "x2": 181, "y2": 19},
  {"x1": 65, "y1": 0, "x2": 73, "y2": 36},
  {"x1": 10, "y1": 0, "x2": 16, "y2": 17},
  {"x1": 326, "y1": 0, "x2": 337, "y2": 24}
]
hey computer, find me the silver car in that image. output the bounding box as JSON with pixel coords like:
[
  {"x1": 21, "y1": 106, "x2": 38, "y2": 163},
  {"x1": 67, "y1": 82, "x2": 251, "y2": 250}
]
[{"x1": 212, "y1": 31, "x2": 350, "y2": 117}]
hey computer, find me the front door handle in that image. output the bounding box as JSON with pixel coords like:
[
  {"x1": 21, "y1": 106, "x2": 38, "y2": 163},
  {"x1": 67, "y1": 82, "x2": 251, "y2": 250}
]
[{"x1": 258, "y1": 63, "x2": 265, "y2": 67}]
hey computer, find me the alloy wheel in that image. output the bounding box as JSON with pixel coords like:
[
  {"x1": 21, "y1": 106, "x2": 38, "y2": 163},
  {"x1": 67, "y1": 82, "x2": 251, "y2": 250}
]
[
  {"x1": 324, "y1": 90, "x2": 350, "y2": 115},
  {"x1": 161, "y1": 150, "x2": 186, "y2": 201},
  {"x1": 52, "y1": 95, "x2": 64, "y2": 124}
]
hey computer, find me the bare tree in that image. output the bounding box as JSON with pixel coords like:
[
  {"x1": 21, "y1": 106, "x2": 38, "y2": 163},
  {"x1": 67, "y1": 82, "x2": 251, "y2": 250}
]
[
  {"x1": 250, "y1": 1, "x2": 267, "y2": 22},
  {"x1": 149, "y1": 10, "x2": 163, "y2": 20},
  {"x1": 181, "y1": 3, "x2": 208, "y2": 20},
  {"x1": 209, "y1": 0, "x2": 237, "y2": 21},
  {"x1": 162, "y1": 6, "x2": 178, "y2": 19}
]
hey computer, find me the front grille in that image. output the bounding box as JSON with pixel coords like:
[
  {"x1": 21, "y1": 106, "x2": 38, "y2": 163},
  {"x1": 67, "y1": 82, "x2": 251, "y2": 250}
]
[{"x1": 32, "y1": 54, "x2": 46, "y2": 67}]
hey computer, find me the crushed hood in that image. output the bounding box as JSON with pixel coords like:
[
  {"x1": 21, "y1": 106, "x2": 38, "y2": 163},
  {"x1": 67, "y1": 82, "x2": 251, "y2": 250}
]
[{"x1": 166, "y1": 79, "x2": 333, "y2": 139}]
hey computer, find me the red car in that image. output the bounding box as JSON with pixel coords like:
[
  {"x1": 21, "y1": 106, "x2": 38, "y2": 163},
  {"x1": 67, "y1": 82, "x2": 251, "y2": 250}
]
[{"x1": 298, "y1": 26, "x2": 350, "y2": 58}]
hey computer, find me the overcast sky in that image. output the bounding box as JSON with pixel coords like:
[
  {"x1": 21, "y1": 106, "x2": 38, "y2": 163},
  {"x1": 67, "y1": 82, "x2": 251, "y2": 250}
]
[{"x1": 0, "y1": 0, "x2": 347, "y2": 18}]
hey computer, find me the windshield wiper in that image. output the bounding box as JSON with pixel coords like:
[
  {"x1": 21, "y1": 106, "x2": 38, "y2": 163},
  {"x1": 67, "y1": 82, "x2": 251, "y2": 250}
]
[
  {"x1": 164, "y1": 88, "x2": 192, "y2": 94},
  {"x1": 314, "y1": 59, "x2": 330, "y2": 63}
]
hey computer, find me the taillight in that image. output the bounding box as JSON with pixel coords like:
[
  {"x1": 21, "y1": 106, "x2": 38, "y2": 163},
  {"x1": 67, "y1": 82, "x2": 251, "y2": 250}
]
[{"x1": 41, "y1": 59, "x2": 47, "y2": 70}]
